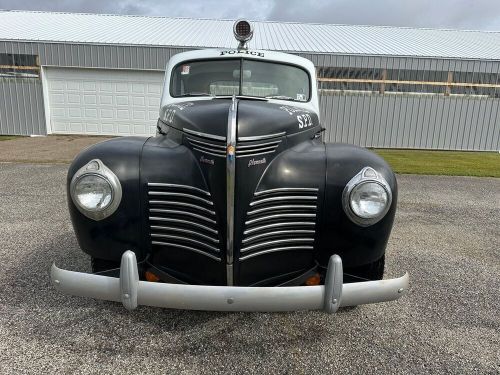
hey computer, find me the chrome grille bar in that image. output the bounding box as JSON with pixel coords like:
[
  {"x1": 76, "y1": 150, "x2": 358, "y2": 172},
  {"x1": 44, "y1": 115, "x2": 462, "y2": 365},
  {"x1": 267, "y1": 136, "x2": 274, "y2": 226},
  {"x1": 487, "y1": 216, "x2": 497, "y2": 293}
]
[
  {"x1": 149, "y1": 200, "x2": 216, "y2": 215},
  {"x1": 254, "y1": 187, "x2": 319, "y2": 196},
  {"x1": 245, "y1": 213, "x2": 316, "y2": 226},
  {"x1": 241, "y1": 238, "x2": 315, "y2": 253},
  {"x1": 240, "y1": 187, "x2": 319, "y2": 261},
  {"x1": 150, "y1": 225, "x2": 219, "y2": 243},
  {"x1": 149, "y1": 208, "x2": 216, "y2": 224},
  {"x1": 187, "y1": 137, "x2": 226, "y2": 150},
  {"x1": 147, "y1": 183, "x2": 221, "y2": 260},
  {"x1": 238, "y1": 131, "x2": 286, "y2": 141},
  {"x1": 151, "y1": 234, "x2": 220, "y2": 252},
  {"x1": 152, "y1": 241, "x2": 221, "y2": 261},
  {"x1": 147, "y1": 183, "x2": 211, "y2": 196},
  {"x1": 247, "y1": 204, "x2": 316, "y2": 216},
  {"x1": 183, "y1": 128, "x2": 226, "y2": 141},
  {"x1": 148, "y1": 191, "x2": 214, "y2": 206},
  {"x1": 249, "y1": 195, "x2": 317, "y2": 207},
  {"x1": 242, "y1": 229, "x2": 315, "y2": 244},
  {"x1": 149, "y1": 217, "x2": 218, "y2": 235},
  {"x1": 239, "y1": 246, "x2": 314, "y2": 261},
  {"x1": 243, "y1": 221, "x2": 316, "y2": 235}
]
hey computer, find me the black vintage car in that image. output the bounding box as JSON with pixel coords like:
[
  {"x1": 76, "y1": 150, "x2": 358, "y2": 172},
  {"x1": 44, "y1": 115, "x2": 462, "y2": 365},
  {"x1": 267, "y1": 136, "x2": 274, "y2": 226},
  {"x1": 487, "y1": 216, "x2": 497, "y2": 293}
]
[{"x1": 51, "y1": 20, "x2": 408, "y2": 313}]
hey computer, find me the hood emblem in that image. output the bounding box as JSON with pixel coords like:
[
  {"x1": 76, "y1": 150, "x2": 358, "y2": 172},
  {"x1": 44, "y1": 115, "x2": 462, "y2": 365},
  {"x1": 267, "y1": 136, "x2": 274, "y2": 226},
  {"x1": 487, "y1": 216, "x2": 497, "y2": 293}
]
[
  {"x1": 248, "y1": 157, "x2": 267, "y2": 167},
  {"x1": 199, "y1": 155, "x2": 214, "y2": 165},
  {"x1": 227, "y1": 145, "x2": 236, "y2": 160}
]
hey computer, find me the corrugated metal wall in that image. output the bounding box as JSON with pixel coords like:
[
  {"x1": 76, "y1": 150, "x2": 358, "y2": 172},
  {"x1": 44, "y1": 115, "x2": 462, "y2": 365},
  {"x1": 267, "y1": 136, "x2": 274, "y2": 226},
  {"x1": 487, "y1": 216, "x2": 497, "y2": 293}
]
[
  {"x1": 319, "y1": 93, "x2": 500, "y2": 151},
  {"x1": 1, "y1": 40, "x2": 499, "y2": 149},
  {"x1": 0, "y1": 78, "x2": 46, "y2": 135}
]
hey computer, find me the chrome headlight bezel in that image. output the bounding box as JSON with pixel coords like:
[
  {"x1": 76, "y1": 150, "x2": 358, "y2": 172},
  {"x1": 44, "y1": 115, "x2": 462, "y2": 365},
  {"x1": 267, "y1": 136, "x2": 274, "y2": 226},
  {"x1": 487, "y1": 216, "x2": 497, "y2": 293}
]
[
  {"x1": 70, "y1": 159, "x2": 122, "y2": 221},
  {"x1": 342, "y1": 167, "x2": 392, "y2": 227}
]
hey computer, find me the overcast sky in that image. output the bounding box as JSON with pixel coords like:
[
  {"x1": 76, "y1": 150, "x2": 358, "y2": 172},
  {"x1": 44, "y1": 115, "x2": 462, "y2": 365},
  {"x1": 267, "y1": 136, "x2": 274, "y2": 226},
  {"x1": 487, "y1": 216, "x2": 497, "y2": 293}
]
[{"x1": 1, "y1": 0, "x2": 500, "y2": 31}]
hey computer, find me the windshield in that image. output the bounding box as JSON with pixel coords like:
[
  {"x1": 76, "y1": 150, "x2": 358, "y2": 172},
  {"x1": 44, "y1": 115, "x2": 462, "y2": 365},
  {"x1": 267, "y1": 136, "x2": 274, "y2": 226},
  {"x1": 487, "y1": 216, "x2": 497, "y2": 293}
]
[{"x1": 170, "y1": 59, "x2": 310, "y2": 102}]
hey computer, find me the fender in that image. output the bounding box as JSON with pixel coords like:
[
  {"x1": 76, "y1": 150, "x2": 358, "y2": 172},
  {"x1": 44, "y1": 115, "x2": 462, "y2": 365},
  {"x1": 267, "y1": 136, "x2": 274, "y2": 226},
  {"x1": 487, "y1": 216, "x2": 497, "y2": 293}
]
[
  {"x1": 67, "y1": 137, "x2": 148, "y2": 261},
  {"x1": 317, "y1": 143, "x2": 398, "y2": 268}
]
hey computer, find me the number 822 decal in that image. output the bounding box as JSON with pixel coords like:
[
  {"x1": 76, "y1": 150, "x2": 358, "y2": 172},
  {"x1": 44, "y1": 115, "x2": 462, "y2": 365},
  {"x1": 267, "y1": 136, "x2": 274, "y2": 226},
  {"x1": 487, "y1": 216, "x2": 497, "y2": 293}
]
[{"x1": 297, "y1": 113, "x2": 314, "y2": 129}]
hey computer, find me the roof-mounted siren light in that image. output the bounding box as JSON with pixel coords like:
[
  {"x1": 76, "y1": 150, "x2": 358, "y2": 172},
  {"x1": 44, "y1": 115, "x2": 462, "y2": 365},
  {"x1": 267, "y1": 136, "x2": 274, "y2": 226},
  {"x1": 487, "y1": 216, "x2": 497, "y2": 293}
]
[{"x1": 233, "y1": 19, "x2": 254, "y2": 50}]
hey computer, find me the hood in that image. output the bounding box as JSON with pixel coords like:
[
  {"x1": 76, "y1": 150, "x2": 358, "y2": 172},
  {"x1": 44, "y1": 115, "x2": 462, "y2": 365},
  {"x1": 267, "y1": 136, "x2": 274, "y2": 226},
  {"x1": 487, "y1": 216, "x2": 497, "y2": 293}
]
[{"x1": 163, "y1": 99, "x2": 320, "y2": 139}]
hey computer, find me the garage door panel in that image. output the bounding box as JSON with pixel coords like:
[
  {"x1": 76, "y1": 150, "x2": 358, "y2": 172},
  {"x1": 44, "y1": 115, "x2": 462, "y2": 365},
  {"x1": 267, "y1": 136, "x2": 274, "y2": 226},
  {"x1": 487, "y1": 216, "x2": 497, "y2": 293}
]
[
  {"x1": 83, "y1": 95, "x2": 97, "y2": 105},
  {"x1": 117, "y1": 109, "x2": 130, "y2": 119},
  {"x1": 46, "y1": 67, "x2": 163, "y2": 136},
  {"x1": 68, "y1": 108, "x2": 83, "y2": 118},
  {"x1": 116, "y1": 96, "x2": 129, "y2": 106},
  {"x1": 118, "y1": 124, "x2": 131, "y2": 134},
  {"x1": 99, "y1": 95, "x2": 113, "y2": 105}
]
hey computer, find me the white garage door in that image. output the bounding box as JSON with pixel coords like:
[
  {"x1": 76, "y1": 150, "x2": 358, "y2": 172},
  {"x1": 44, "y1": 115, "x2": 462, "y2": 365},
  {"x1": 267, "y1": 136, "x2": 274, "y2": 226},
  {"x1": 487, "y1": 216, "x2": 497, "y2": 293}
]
[{"x1": 44, "y1": 67, "x2": 164, "y2": 136}]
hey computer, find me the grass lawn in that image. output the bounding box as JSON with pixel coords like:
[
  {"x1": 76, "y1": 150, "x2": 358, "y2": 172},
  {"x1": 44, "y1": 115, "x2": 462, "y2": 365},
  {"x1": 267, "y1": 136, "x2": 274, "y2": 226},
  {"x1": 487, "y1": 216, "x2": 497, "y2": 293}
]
[
  {"x1": 373, "y1": 149, "x2": 500, "y2": 178},
  {"x1": 0, "y1": 136, "x2": 21, "y2": 141}
]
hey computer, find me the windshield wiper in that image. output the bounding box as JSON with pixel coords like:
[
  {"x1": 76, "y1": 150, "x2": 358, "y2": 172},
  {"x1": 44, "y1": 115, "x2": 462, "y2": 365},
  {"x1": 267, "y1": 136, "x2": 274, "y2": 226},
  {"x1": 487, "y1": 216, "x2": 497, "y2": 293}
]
[
  {"x1": 265, "y1": 95, "x2": 298, "y2": 101},
  {"x1": 179, "y1": 92, "x2": 214, "y2": 97}
]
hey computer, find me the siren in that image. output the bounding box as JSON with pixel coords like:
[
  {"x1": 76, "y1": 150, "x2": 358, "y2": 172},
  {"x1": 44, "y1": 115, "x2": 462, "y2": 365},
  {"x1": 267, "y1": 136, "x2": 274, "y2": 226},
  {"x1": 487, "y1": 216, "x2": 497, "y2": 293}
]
[{"x1": 233, "y1": 19, "x2": 254, "y2": 49}]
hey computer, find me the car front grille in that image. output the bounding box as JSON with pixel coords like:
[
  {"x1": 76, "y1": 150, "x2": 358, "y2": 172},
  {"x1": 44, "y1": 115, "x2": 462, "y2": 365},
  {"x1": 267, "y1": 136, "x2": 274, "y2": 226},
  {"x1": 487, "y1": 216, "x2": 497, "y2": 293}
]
[
  {"x1": 184, "y1": 128, "x2": 227, "y2": 158},
  {"x1": 183, "y1": 129, "x2": 285, "y2": 159},
  {"x1": 147, "y1": 183, "x2": 222, "y2": 261},
  {"x1": 236, "y1": 132, "x2": 285, "y2": 158},
  {"x1": 240, "y1": 187, "x2": 318, "y2": 261}
]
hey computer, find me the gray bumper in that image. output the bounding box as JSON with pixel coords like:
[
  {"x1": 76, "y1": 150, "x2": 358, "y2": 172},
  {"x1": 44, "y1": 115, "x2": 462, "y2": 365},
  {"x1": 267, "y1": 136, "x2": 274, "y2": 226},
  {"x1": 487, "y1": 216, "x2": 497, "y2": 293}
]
[{"x1": 51, "y1": 251, "x2": 409, "y2": 313}]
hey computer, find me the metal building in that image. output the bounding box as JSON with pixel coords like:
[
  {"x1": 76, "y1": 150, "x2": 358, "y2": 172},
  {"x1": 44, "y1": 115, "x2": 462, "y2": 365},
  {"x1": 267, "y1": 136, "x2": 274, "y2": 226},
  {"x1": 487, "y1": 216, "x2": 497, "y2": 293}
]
[{"x1": 1, "y1": 10, "x2": 499, "y2": 150}]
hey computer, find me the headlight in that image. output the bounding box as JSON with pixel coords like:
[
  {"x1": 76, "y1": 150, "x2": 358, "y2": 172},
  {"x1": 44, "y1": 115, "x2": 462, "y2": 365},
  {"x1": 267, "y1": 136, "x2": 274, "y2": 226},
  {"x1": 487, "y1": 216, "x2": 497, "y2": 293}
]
[
  {"x1": 342, "y1": 167, "x2": 392, "y2": 226},
  {"x1": 70, "y1": 159, "x2": 122, "y2": 221},
  {"x1": 74, "y1": 175, "x2": 112, "y2": 211}
]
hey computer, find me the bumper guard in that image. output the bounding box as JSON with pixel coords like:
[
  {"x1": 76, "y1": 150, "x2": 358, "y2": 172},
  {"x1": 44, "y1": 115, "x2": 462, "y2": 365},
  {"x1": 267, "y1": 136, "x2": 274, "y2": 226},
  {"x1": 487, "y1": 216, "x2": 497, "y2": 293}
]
[{"x1": 51, "y1": 251, "x2": 409, "y2": 313}]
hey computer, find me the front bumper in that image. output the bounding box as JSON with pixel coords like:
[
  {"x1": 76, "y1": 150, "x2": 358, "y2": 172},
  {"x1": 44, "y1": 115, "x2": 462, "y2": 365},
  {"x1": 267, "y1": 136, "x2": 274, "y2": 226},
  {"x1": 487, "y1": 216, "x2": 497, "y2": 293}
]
[{"x1": 51, "y1": 251, "x2": 409, "y2": 313}]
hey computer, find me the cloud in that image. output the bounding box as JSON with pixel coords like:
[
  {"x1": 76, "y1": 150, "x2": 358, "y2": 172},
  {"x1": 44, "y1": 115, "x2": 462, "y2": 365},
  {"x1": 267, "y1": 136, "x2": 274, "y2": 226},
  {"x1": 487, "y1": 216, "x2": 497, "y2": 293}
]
[
  {"x1": 1, "y1": 0, "x2": 500, "y2": 31},
  {"x1": 0, "y1": 0, "x2": 273, "y2": 20},
  {"x1": 266, "y1": 0, "x2": 500, "y2": 31}
]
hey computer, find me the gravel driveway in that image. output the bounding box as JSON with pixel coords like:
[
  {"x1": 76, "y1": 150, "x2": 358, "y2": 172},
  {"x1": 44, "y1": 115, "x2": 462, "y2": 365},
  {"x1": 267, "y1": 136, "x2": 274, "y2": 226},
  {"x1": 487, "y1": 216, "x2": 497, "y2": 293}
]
[{"x1": 0, "y1": 163, "x2": 498, "y2": 374}]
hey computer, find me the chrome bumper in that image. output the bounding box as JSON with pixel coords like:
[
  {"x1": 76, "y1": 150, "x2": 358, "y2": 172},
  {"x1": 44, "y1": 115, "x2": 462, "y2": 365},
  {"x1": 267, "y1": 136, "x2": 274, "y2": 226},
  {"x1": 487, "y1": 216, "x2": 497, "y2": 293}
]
[{"x1": 51, "y1": 251, "x2": 409, "y2": 313}]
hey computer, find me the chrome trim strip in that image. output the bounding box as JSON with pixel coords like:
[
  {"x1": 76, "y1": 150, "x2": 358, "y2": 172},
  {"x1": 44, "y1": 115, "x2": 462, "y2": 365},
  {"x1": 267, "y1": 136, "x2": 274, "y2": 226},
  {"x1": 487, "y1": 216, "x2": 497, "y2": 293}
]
[
  {"x1": 189, "y1": 143, "x2": 227, "y2": 155},
  {"x1": 151, "y1": 234, "x2": 220, "y2": 252},
  {"x1": 245, "y1": 213, "x2": 316, "y2": 226},
  {"x1": 235, "y1": 150, "x2": 277, "y2": 159},
  {"x1": 152, "y1": 241, "x2": 221, "y2": 261},
  {"x1": 247, "y1": 204, "x2": 316, "y2": 216},
  {"x1": 250, "y1": 196, "x2": 317, "y2": 207},
  {"x1": 190, "y1": 143, "x2": 226, "y2": 154},
  {"x1": 149, "y1": 217, "x2": 218, "y2": 235},
  {"x1": 148, "y1": 191, "x2": 213, "y2": 206},
  {"x1": 147, "y1": 183, "x2": 211, "y2": 196},
  {"x1": 236, "y1": 140, "x2": 281, "y2": 149},
  {"x1": 238, "y1": 131, "x2": 286, "y2": 142},
  {"x1": 242, "y1": 229, "x2": 315, "y2": 244},
  {"x1": 187, "y1": 137, "x2": 226, "y2": 149},
  {"x1": 241, "y1": 238, "x2": 315, "y2": 253},
  {"x1": 149, "y1": 200, "x2": 216, "y2": 216},
  {"x1": 183, "y1": 127, "x2": 226, "y2": 141},
  {"x1": 243, "y1": 221, "x2": 316, "y2": 235},
  {"x1": 150, "y1": 226, "x2": 219, "y2": 243},
  {"x1": 192, "y1": 147, "x2": 227, "y2": 158},
  {"x1": 254, "y1": 187, "x2": 319, "y2": 196},
  {"x1": 236, "y1": 145, "x2": 278, "y2": 154},
  {"x1": 239, "y1": 246, "x2": 314, "y2": 261},
  {"x1": 149, "y1": 209, "x2": 216, "y2": 224},
  {"x1": 226, "y1": 96, "x2": 237, "y2": 286}
]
